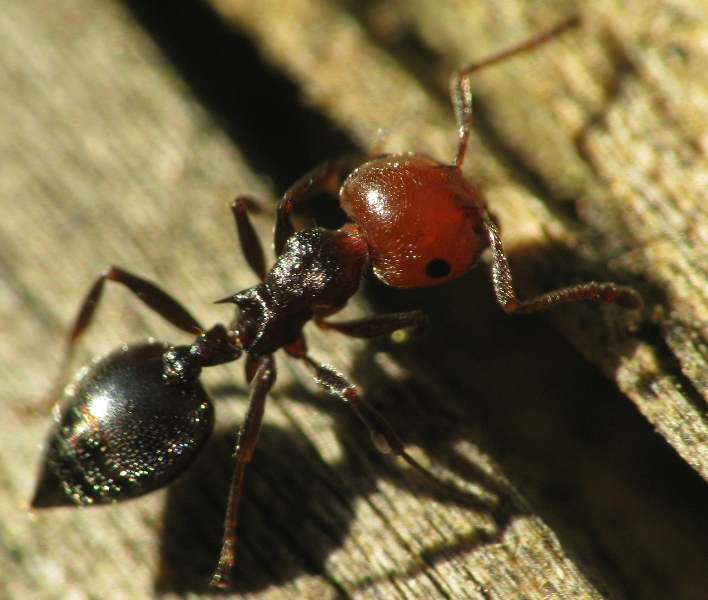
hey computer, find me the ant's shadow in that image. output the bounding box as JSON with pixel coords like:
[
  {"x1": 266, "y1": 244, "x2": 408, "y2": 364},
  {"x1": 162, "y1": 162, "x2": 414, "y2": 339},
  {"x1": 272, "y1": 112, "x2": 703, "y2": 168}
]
[
  {"x1": 151, "y1": 260, "x2": 640, "y2": 595},
  {"x1": 152, "y1": 251, "x2": 660, "y2": 596},
  {"x1": 156, "y1": 422, "x2": 353, "y2": 594},
  {"x1": 153, "y1": 330, "x2": 523, "y2": 594}
]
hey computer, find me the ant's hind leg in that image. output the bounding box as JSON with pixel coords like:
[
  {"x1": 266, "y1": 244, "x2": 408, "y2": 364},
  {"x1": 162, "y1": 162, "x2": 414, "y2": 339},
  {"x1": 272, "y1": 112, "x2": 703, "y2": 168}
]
[
  {"x1": 45, "y1": 267, "x2": 203, "y2": 407},
  {"x1": 484, "y1": 218, "x2": 641, "y2": 313},
  {"x1": 69, "y1": 266, "x2": 203, "y2": 343},
  {"x1": 211, "y1": 354, "x2": 276, "y2": 589}
]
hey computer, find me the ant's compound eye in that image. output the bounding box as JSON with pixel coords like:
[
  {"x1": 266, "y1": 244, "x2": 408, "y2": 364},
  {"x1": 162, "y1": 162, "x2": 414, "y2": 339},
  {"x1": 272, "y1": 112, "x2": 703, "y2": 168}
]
[
  {"x1": 425, "y1": 259, "x2": 452, "y2": 279},
  {"x1": 340, "y1": 155, "x2": 487, "y2": 288}
]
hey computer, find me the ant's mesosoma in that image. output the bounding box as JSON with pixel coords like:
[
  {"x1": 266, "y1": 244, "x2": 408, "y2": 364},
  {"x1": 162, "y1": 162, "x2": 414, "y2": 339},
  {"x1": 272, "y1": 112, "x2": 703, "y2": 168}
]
[{"x1": 31, "y1": 18, "x2": 639, "y2": 588}]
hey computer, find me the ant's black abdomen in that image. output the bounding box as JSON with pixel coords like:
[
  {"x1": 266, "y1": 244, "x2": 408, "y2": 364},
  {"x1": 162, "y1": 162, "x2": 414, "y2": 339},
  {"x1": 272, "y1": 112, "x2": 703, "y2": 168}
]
[{"x1": 32, "y1": 342, "x2": 214, "y2": 507}]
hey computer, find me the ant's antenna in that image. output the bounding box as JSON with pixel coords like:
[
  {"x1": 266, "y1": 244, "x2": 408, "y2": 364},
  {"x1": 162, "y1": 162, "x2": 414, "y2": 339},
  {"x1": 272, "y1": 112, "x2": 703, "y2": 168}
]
[{"x1": 453, "y1": 15, "x2": 580, "y2": 168}]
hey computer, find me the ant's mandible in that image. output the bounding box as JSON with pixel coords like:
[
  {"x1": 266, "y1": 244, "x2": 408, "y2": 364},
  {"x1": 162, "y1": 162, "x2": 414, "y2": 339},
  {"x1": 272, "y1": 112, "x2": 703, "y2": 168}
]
[{"x1": 31, "y1": 18, "x2": 639, "y2": 589}]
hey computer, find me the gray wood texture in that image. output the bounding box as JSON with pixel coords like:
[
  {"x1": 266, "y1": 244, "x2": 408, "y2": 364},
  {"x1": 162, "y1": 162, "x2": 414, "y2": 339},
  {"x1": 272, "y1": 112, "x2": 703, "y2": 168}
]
[{"x1": 3, "y1": 0, "x2": 708, "y2": 598}]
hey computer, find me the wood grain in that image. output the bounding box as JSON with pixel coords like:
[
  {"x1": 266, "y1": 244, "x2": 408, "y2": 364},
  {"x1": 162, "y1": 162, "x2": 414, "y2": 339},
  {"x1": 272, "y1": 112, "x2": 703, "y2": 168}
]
[{"x1": 4, "y1": 0, "x2": 708, "y2": 598}]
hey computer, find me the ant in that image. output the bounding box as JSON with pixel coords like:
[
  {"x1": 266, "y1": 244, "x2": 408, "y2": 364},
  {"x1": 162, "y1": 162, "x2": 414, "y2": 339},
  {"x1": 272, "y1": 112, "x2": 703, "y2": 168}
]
[{"x1": 31, "y1": 17, "x2": 639, "y2": 589}]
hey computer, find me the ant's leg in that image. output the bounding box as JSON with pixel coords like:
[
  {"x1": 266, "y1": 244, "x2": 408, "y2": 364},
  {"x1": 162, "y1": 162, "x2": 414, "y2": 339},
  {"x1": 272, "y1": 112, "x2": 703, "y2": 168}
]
[
  {"x1": 450, "y1": 16, "x2": 579, "y2": 168},
  {"x1": 304, "y1": 356, "x2": 472, "y2": 503},
  {"x1": 315, "y1": 310, "x2": 427, "y2": 338},
  {"x1": 69, "y1": 266, "x2": 203, "y2": 343},
  {"x1": 231, "y1": 197, "x2": 267, "y2": 282},
  {"x1": 275, "y1": 160, "x2": 346, "y2": 255},
  {"x1": 211, "y1": 354, "x2": 276, "y2": 589},
  {"x1": 43, "y1": 267, "x2": 203, "y2": 407},
  {"x1": 484, "y1": 218, "x2": 641, "y2": 313}
]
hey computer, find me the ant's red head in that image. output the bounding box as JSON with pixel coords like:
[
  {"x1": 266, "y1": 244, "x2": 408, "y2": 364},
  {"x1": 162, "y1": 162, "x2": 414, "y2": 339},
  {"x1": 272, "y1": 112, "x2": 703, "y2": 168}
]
[{"x1": 339, "y1": 154, "x2": 487, "y2": 288}]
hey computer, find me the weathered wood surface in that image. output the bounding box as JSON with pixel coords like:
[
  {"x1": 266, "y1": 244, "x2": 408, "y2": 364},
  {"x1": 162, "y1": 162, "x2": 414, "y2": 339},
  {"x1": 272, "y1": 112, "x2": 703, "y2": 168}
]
[{"x1": 4, "y1": 0, "x2": 708, "y2": 598}]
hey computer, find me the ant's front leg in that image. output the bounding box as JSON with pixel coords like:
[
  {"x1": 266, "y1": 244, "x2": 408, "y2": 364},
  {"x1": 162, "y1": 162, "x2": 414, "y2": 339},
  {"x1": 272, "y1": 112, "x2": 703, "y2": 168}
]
[
  {"x1": 274, "y1": 160, "x2": 347, "y2": 255},
  {"x1": 483, "y1": 218, "x2": 641, "y2": 313}
]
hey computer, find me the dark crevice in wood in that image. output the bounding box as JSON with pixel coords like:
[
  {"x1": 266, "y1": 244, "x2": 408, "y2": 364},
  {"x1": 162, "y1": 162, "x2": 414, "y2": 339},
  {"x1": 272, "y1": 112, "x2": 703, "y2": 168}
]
[
  {"x1": 361, "y1": 266, "x2": 708, "y2": 600},
  {"x1": 122, "y1": 0, "x2": 355, "y2": 194}
]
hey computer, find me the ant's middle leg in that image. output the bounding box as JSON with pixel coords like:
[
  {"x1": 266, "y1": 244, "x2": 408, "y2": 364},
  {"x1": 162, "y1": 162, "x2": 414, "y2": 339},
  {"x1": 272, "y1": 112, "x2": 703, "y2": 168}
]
[
  {"x1": 231, "y1": 197, "x2": 267, "y2": 282},
  {"x1": 315, "y1": 310, "x2": 427, "y2": 338},
  {"x1": 303, "y1": 356, "x2": 482, "y2": 505}
]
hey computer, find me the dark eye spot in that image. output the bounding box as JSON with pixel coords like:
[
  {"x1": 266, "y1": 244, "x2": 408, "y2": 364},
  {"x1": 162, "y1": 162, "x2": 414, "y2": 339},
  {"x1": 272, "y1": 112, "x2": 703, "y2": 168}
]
[{"x1": 425, "y1": 259, "x2": 451, "y2": 279}]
